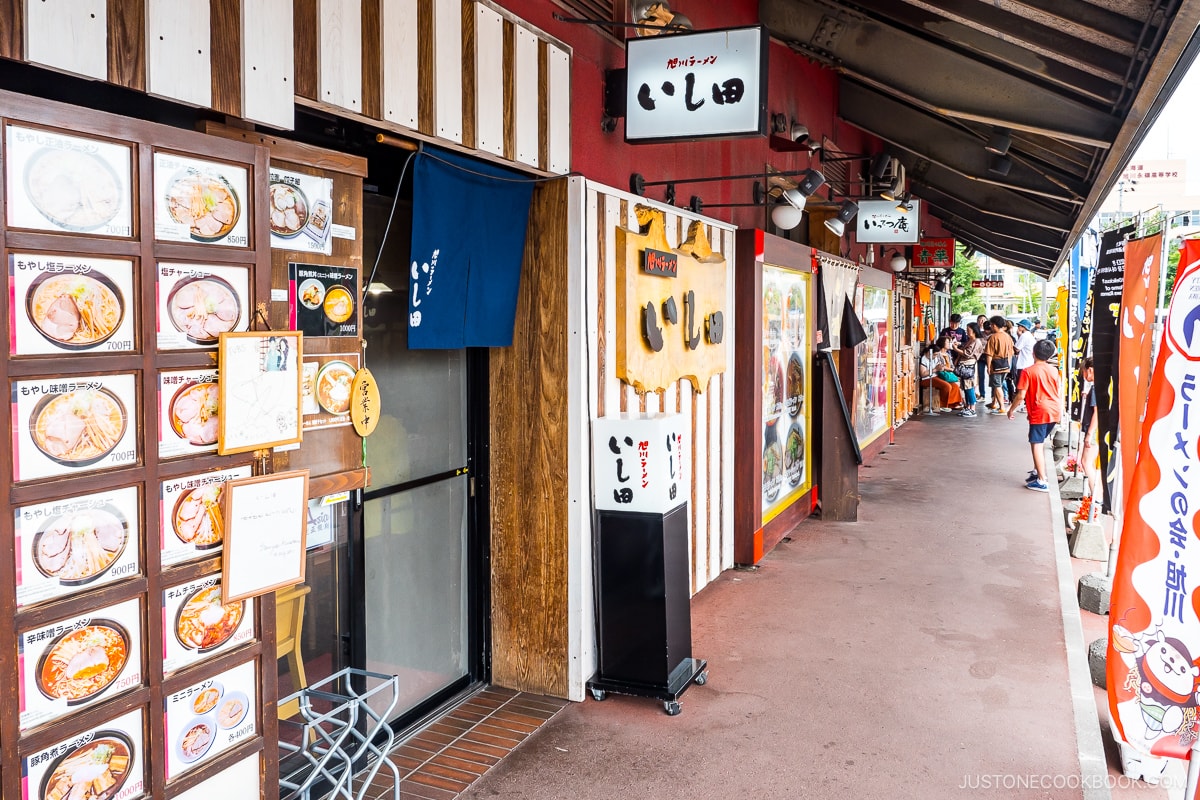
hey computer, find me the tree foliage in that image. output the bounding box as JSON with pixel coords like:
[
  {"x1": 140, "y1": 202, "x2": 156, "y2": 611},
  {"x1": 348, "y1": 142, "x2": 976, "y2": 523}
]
[{"x1": 950, "y1": 245, "x2": 985, "y2": 315}]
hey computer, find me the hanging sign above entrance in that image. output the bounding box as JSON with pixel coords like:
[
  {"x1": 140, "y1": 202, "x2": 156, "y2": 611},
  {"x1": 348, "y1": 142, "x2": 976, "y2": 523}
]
[
  {"x1": 855, "y1": 200, "x2": 920, "y2": 243},
  {"x1": 624, "y1": 26, "x2": 768, "y2": 144},
  {"x1": 616, "y1": 206, "x2": 727, "y2": 393}
]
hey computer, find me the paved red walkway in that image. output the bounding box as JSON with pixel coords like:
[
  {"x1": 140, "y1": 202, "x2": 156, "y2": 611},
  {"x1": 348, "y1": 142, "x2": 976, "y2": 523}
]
[{"x1": 454, "y1": 412, "x2": 1120, "y2": 799}]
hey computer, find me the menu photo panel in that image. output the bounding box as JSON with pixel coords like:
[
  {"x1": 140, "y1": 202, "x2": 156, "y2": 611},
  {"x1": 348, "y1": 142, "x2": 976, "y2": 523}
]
[
  {"x1": 21, "y1": 707, "x2": 146, "y2": 800},
  {"x1": 10, "y1": 253, "x2": 137, "y2": 356},
  {"x1": 165, "y1": 660, "x2": 258, "y2": 781}
]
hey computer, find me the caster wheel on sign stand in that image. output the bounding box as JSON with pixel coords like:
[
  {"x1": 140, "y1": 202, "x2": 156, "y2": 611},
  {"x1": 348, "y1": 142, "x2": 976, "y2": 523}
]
[
  {"x1": 664, "y1": 701, "x2": 681, "y2": 716},
  {"x1": 590, "y1": 687, "x2": 607, "y2": 702},
  {"x1": 694, "y1": 671, "x2": 708, "y2": 686}
]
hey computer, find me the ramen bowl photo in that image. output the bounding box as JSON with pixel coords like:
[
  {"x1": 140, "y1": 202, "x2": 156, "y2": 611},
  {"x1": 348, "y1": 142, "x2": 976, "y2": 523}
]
[
  {"x1": 315, "y1": 361, "x2": 355, "y2": 415},
  {"x1": 323, "y1": 285, "x2": 354, "y2": 324},
  {"x1": 169, "y1": 382, "x2": 219, "y2": 446},
  {"x1": 26, "y1": 271, "x2": 125, "y2": 350},
  {"x1": 192, "y1": 682, "x2": 223, "y2": 715},
  {"x1": 216, "y1": 690, "x2": 249, "y2": 729},
  {"x1": 298, "y1": 278, "x2": 325, "y2": 310},
  {"x1": 164, "y1": 168, "x2": 240, "y2": 243},
  {"x1": 176, "y1": 717, "x2": 216, "y2": 764},
  {"x1": 30, "y1": 389, "x2": 128, "y2": 468},
  {"x1": 166, "y1": 275, "x2": 241, "y2": 345},
  {"x1": 36, "y1": 620, "x2": 130, "y2": 704},
  {"x1": 25, "y1": 147, "x2": 124, "y2": 233},
  {"x1": 268, "y1": 181, "x2": 309, "y2": 238},
  {"x1": 38, "y1": 730, "x2": 134, "y2": 800},
  {"x1": 32, "y1": 505, "x2": 129, "y2": 586},
  {"x1": 174, "y1": 585, "x2": 245, "y2": 652},
  {"x1": 171, "y1": 483, "x2": 227, "y2": 550}
]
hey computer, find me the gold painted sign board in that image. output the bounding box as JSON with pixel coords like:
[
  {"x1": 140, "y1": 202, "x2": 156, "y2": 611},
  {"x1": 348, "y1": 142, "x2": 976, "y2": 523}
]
[{"x1": 616, "y1": 208, "x2": 728, "y2": 393}]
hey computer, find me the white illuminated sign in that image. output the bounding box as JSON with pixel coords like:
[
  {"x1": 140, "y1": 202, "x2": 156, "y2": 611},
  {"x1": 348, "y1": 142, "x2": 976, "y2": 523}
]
[
  {"x1": 855, "y1": 200, "x2": 921, "y2": 243},
  {"x1": 625, "y1": 26, "x2": 767, "y2": 143}
]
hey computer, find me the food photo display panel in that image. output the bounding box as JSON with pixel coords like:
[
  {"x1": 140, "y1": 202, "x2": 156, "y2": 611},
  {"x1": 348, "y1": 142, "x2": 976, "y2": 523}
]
[
  {"x1": 15, "y1": 485, "x2": 141, "y2": 608},
  {"x1": 156, "y1": 263, "x2": 250, "y2": 350},
  {"x1": 10, "y1": 253, "x2": 137, "y2": 356},
  {"x1": 288, "y1": 263, "x2": 358, "y2": 338},
  {"x1": 269, "y1": 166, "x2": 333, "y2": 254},
  {"x1": 21, "y1": 706, "x2": 146, "y2": 800},
  {"x1": 217, "y1": 331, "x2": 302, "y2": 454},
  {"x1": 12, "y1": 373, "x2": 139, "y2": 482},
  {"x1": 152, "y1": 152, "x2": 249, "y2": 247},
  {"x1": 162, "y1": 574, "x2": 256, "y2": 675},
  {"x1": 761, "y1": 268, "x2": 811, "y2": 521},
  {"x1": 301, "y1": 353, "x2": 359, "y2": 430},
  {"x1": 159, "y1": 466, "x2": 253, "y2": 568},
  {"x1": 158, "y1": 369, "x2": 221, "y2": 458},
  {"x1": 4, "y1": 124, "x2": 134, "y2": 238},
  {"x1": 18, "y1": 597, "x2": 144, "y2": 732},
  {"x1": 164, "y1": 660, "x2": 257, "y2": 781}
]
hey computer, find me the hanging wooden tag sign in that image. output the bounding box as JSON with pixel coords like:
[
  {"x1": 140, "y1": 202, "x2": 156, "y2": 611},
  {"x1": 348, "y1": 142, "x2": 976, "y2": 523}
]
[{"x1": 351, "y1": 367, "x2": 381, "y2": 437}]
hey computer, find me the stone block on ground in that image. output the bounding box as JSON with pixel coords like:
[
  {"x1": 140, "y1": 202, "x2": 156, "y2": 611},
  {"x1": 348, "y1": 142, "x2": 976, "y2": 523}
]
[
  {"x1": 1079, "y1": 572, "x2": 1111, "y2": 615},
  {"x1": 1071, "y1": 521, "x2": 1109, "y2": 561},
  {"x1": 1119, "y1": 740, "x2": 1170, "y2": 785},
  {"x1": 1053, "y1": 429, "x2": 1070, "y2": 448},
  {"x1": 1059, "y1": 475, "x2": 1087, "y2": 500},
  {"x1": 1088, "y1": 637, "x2": 1107, "y2": 688}
]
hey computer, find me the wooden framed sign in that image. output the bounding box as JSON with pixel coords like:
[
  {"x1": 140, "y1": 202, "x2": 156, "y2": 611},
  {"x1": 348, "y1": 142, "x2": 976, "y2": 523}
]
[
  {"x1": 217, "y1": 331, "x2": 303, "y2": 454},
  {"x1": 220, "y1": 470, "x2": 309, "y2": 604}
]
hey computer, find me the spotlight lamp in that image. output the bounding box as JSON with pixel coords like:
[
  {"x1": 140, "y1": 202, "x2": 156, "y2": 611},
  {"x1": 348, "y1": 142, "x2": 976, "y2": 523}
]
[
  {"x1": 984, "y1": 127, "x2": 1011, "y2": 156},
  {"x1": 888, "y1": 249, "x2": 907, "y2": 272},
  {"x1": 824, "y1": 200, "x2": 859, "y2": 238},
  {"x1": 880, "y1": 164, "x2": 905, "y2": 202},
  {"x1": 790, "y1": 123, "x2": 811, "y2": 144},
  {"x1": 869, "y1": 153, "x2": 893, "y2": 181},
  {"x1": 894, "y1": 192, "x2": 912, "y2": 213}
]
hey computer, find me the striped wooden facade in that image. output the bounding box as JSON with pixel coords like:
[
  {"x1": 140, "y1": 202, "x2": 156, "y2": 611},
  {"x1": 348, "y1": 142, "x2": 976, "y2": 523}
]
[
  {"x1": 0, "y1": 0, "x2": 570, "y2": 175},
  {"x1": 583, "y1": 182, "x2": 737, "y2": 596}
]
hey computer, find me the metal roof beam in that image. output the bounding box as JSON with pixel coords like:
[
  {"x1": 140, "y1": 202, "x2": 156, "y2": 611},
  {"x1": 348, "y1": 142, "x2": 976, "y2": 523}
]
[
  {"x1": 760, "y1": 0, "x2": 1121, "y2": 145},
  {"x1": 1003, "y1": 0, "x2": 1146, "y2": 45},
  {"x1": 913, "y1": 188, "x2": 1069, "y2": 250},
  {"x1": 903, "y1": 158, "x2": 1077, "y2": 232},
  {"x1": 839, "y1": 80, "x2": 1090, "y2": 203}
]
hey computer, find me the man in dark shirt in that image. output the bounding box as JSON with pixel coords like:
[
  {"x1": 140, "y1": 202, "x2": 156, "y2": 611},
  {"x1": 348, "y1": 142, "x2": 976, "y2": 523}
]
[{"x1": 940, "y1": 313, "x2": 967, "y2": 348}]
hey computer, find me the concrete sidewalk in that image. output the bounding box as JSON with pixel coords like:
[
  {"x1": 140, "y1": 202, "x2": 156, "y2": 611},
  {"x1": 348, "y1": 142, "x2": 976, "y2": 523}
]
[{"x1": 458, "y1": 411, "x2": 1162, "y2": 800}]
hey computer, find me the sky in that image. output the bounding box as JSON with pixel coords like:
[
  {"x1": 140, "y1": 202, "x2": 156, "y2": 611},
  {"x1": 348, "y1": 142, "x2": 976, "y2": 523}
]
[{"x1": 1129, "y1": 57, "x2": 1200, "y2": 181}]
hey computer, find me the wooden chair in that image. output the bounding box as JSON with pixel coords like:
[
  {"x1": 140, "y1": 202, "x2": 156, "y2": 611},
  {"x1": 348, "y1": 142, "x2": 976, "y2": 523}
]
[{"x1": 276, "y1": 583, "x2": 311, "y2": 719}]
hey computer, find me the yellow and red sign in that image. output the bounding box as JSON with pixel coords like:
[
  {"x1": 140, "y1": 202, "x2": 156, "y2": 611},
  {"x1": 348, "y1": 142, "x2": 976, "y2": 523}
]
[{"x1": 1108, "y1": 240, "x2": 1200, "y2": 759}]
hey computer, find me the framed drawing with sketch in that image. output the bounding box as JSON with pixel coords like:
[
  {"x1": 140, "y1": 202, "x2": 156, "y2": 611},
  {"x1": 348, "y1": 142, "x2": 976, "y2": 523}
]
[{"x1": 217, "y1": 330, "x2": 303, "y2": 454}]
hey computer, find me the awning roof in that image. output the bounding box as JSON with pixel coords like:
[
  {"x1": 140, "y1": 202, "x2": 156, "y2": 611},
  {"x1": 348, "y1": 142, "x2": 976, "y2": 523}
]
[{"x1": 759, "y1": 0, "x2": 1200, "y2": 277}]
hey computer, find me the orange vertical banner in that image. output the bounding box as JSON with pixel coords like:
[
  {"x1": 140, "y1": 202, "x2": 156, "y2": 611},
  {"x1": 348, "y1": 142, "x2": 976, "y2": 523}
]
[
  {"x1": 1108, "y1": 240, "x2": 1200, "y2": 759},
  {"x1": 1118, "y1": 233, "x2": 1162, "y2": 507}
]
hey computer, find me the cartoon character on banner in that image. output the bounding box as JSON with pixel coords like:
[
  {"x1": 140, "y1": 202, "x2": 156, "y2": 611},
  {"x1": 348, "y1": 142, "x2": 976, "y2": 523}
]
[{"x1": 1111, "y1": 620, "x2": 1200, "y2": 749}]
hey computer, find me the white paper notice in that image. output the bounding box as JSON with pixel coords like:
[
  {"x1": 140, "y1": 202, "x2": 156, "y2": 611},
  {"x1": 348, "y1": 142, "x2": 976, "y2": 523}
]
[{"x1": 224, "y1": 472, "x2": 307, "y2": 600}]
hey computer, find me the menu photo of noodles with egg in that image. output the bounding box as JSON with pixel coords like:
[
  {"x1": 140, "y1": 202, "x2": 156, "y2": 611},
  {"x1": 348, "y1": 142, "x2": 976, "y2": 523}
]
[
  {"x1": 11, "y1": 374, "x2": 139, "y2": 482},
  {"x1": 164, "y1": 660, "x2": 257, "y2": 780},
  {"x1": 18, "y1": 597, "x2": 143, "y2": 732},
  {"x1": 161, "y1": 575, "x2": 255, "y2": 675},
  {"x1": 158, "y1": 369, "x2": 221, "y2": 458},
  {"x1": 156, "y1": 263, "x2": 249, "y2": 350},
  {"x1": 152, "y1": 153, "x2": 249, "y2": 248},
  {"x1": 20, "y1": 707, "x2": 145, "y2": 800},
  {"x1": 15, "y1": 486, "x2": 141, "y2": 609},
  {"x1": 10, "y1": 254, "x2": 136, "y2": 356},
  {"x1": 4, "y1": 125, "x2": 134, "y2": 238},
  {"x1": 288, "y1": 262, "x2": 358, "y2": 337},
  {"x1": 159, "y1": 466, "x2": 253, "y2": 568}
]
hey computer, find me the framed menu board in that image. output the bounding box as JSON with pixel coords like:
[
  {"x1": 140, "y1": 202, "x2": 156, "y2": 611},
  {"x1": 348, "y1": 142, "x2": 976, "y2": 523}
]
[
  {"x1": 21, "y1": 707, "x2": 146, "y2": 800},
  {"x1": 220, "y1": 471, "x2": 308, "y2": 603},
  {"x1": 216, "y1": 331, "x2": 303, "y2": 455},
  {"x1": 152, "y1": 152, "x2": 250, "y2": 247},
  {"x1": 164, "y1": 659, "x2": 258, "y2": 781}
]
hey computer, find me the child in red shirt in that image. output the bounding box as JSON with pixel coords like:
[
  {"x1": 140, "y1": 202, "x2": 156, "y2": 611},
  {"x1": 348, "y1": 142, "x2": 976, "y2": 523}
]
[{"x1": 1008, "y1": 339, "x2": 1061, "y2": 492}]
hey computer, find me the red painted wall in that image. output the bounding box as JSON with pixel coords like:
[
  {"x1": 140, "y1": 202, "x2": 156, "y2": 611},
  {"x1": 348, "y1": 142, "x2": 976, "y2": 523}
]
[{"x1": 496, "y1": 0, "x2": 903, "y2": 261}]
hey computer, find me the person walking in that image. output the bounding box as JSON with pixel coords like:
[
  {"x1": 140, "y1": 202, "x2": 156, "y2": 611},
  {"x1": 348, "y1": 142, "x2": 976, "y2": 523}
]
[
  {"x1": 984, "y1": 314, "x2": 1013, "y2": 413},
  {"x1": 1008, "y1": 339, "x2": 1062, "y2": 492}
]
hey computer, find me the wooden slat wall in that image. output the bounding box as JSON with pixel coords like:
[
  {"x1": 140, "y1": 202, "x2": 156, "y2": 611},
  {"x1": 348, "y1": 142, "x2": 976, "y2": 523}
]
[
  {"x1": 490, "y1": 178, "x2": 571, "y2": 698},
  {"x1": 586, "y1": 183, "x2": 736, "y2": 596},
  {"x1": 24, "y1": 0, "x2": 107, "y2": 80},
  {"x1": 146, "y1": 0, "x2": 213, "y2": 108},
  {"x1": 2, "y1": 0, "x2": 570, "y2": 173}
]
